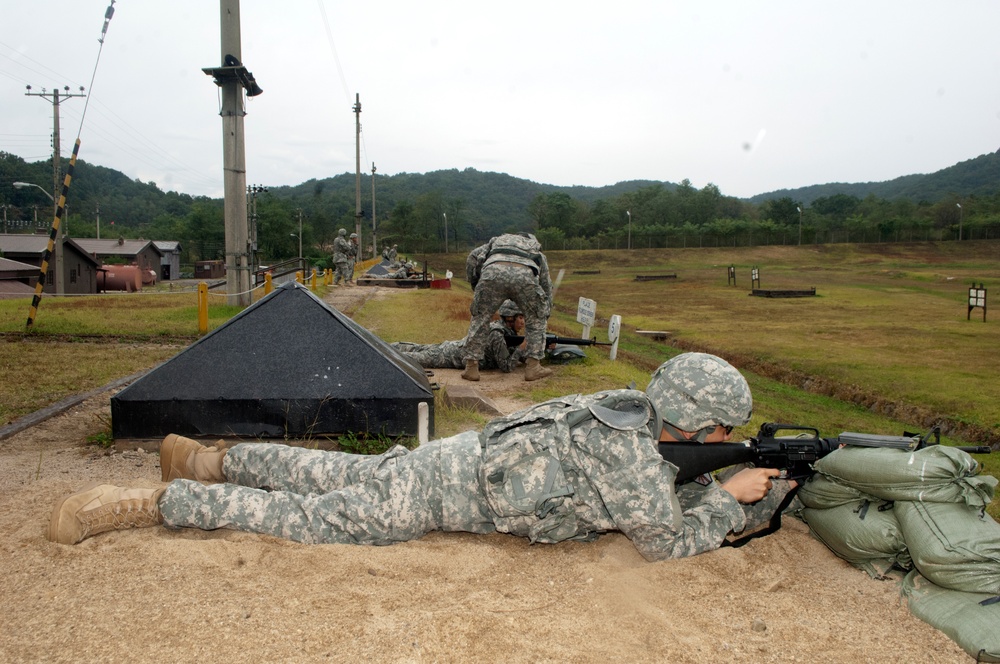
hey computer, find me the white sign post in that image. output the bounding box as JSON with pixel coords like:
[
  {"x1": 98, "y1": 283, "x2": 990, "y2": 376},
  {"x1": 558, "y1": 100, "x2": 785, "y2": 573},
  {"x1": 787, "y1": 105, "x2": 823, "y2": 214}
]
[
  {"x1": 608, "y1": 315, "x2": 621, "y2": 361},
  {"x1": 577, "y1": 297, "x2": 596, "y2": 338}
]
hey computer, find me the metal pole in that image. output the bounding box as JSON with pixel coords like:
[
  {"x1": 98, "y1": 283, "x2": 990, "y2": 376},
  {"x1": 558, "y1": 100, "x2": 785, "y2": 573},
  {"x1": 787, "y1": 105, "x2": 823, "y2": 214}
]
[
  {"x1": 443, "y1": 213, "x2": 448, "y2": 253},
  {"x1": 371, "y1": 162, "x2": 377, "y2": 259}
]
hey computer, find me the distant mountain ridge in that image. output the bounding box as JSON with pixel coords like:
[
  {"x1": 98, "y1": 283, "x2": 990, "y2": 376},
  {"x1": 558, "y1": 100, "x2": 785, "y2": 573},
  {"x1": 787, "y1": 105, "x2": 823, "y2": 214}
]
[
  {"x1": 748, "y1": 149, "x2": 1000, "y2": 205},
  {"x1": 4, "y1": 148, "x2": 999, "y2": 234}
]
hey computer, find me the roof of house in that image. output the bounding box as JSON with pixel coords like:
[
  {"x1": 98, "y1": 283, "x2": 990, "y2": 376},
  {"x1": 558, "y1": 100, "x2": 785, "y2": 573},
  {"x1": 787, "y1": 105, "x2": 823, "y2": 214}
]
[
  {"x1": 73, "y1": 238, "x2": 163, "y2": 258},
  {"x1": 0, "y1": 235, "x2": 100, "y2": 264},
  {"x1": 0, "y1": 279, "x2": 35, "y2": 299},
  {"x1": 153, "y1": 240, "x2": 182, "y2": 253},
  {"x1": 0, "y1": 257, "x2": 41, "y2": 274}
]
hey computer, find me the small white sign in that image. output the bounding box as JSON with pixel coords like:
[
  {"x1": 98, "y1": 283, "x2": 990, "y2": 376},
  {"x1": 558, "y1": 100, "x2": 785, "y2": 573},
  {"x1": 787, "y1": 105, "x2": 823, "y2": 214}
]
[
  {"x1": 577, "y1": 297, "x2": 596, "y2": 326},
  {"x1": 608, "y1": 314, "x2": 622, "y2": 361}
]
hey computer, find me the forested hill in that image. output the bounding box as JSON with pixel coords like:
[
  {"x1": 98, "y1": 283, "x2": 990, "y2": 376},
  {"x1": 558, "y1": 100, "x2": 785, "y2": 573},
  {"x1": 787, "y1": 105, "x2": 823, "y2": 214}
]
[
  {"x1": 749, "y1": 149, "x2": 1000, "y2": 205},
  {"x1": 274, "y1": 169, "x2": 672, "y2": 230}
]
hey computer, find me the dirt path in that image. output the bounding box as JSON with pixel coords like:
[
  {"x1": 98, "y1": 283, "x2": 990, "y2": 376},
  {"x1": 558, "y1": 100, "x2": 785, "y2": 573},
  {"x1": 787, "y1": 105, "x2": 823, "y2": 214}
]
[{"x1": 0, "y1": 285, "x2": 972, "y2": 662}]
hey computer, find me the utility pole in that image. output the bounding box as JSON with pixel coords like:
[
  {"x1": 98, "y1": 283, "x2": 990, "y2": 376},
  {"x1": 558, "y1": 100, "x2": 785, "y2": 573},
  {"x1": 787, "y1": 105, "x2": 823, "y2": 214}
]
[
  {"x1": 95, "y1": 202, "x2": 101, "y2": 239},
  {"x1": 203, "y1": 0, "x2": 263, "y2": 306},
  {"x1": 25, "y1": 85, "x2": 85, "y2": 295},
  {"x1": 1, "y1": 204, "x2": 8, "y2": 234},
  {"x1": 371, "y1": 162, "x2": 377, "y2": 259},
  {"x1": 297, "y1": 208, "x2": 303, "y2": 260},
  {"x1": 353, "y1": 93, "x2": 363, "y2": 249}
]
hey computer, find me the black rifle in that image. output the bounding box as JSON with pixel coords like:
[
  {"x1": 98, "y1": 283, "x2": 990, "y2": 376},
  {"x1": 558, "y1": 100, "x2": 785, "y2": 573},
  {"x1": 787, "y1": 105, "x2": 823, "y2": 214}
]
[
  {"x1": 504, "y1": 332, "x2": 613, "y2": 349},
  {"x1": 657, "y1": 423, "x2": 992, "y2": 546},
  {"x1": 659, "y1": 422, "x2": 992, "y2": 484}
]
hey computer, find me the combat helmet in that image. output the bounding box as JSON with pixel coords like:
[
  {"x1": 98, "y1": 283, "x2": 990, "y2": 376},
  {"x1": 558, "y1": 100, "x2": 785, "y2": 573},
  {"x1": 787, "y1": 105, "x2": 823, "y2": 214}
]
[
  {"x1": 498, "y1": 300, "x2": 522, "y2": 317},
  {"x1": 645, "y1": 352, "x2": 752, "y2": 439},
  {"x1": 350, "y1": 232, "x2": 358, "y2": 239},
  {"x1": 338, "y1": 228, "x2": 347, "y2": 236}
]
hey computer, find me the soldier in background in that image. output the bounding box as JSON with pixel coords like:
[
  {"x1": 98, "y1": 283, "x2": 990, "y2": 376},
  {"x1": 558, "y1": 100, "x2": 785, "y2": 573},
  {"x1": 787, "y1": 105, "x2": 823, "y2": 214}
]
[
  {"x1": 346, "y1": 233, "x2": 359, "y2": 285},
  {"x1": 392, "y1": 300, "x2": 527, "y2": 372},
  {"x1": 463, "y1": 233, "x2": 552, "y2": 382},
  {"x1": 332, "y1": 229, "x2": 352, "y2": 286},
  {"x1": 47, "y1": 353, "x2": 789, "y2": 561}
]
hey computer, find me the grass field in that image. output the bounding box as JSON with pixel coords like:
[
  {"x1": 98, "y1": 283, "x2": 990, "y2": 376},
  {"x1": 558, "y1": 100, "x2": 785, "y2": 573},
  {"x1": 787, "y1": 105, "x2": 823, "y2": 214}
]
[{"x1": 2, "y1": 240, "x2": 997, "y2": 516}]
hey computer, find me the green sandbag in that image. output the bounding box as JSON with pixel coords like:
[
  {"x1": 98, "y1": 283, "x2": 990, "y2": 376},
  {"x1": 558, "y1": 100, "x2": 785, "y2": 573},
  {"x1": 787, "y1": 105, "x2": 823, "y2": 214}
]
[
  {"x1": 901, "y1": 571, "x2": 1000, "y2": 662},
  {"x1": 813, "y1": 445, "x2": 996, "y2": 507},
  {"x1": 800, "y1": 503, "x2": 911, "y2": 578},
  {"x1": 895, "y1": 501, "x2": 1000, "y2": 594},
  {"x1": 797, "y1": 474, "x2": 865, "y2": 509}
]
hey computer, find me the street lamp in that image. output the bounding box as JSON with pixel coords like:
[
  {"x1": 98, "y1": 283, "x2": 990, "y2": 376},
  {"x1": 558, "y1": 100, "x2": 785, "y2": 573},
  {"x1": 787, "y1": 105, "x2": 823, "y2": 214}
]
[
  {"x1": 443, "y1": 212, "x2": 448, "y2": 254},
  {"x1": 956, "y1": 203, "x2": 963, "y2": 241},
  {"x1": 796, "y1": 206, "x2": 803, "y2": 245},
  {"x1": 626, "y1": 210, "x2": 632, "y2": 250},
  {"x1": 13, "y1": 181, "x2": 54, "y2": 201},
  {"x1": 290, "y1": 233, "x2": 302, "y2": 260}
]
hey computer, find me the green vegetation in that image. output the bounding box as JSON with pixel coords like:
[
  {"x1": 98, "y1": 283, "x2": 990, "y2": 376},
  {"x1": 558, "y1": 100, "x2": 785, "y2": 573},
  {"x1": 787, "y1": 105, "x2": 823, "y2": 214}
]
[{"x1": 5, "y1": 150, "x2": 1000, "y2": 267}]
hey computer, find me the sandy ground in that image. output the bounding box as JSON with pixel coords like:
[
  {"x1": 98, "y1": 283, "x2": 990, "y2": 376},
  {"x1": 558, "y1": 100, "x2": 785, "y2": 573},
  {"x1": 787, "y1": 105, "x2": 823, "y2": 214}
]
[{"x1": 0, "y1": 285, "x2": 974, "y2": 662}]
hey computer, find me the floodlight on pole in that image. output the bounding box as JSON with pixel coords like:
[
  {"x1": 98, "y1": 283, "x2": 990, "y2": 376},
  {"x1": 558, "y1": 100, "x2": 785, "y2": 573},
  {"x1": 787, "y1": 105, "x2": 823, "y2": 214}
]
[
  {"x1": 626, "y1": 210, "x2": 632, "y2": 250},
  {"x1": 956, "y1": 203, "x2": 963, "y2": 241}
]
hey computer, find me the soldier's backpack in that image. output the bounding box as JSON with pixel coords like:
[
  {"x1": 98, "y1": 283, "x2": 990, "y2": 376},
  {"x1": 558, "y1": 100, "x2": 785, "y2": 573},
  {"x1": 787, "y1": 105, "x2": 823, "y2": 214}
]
[
  {"x1": 478, "y1": 389, "x2": 656, "y2": 545},
  {"x1": 485, "y1": 233, "x2": 543, "y2": 271}
]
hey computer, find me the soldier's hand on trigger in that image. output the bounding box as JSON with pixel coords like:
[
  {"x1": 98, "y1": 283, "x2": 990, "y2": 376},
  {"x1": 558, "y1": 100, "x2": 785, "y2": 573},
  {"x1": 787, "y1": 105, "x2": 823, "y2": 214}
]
[{"x1": 720, "y1": 467, "x2": 797, "y2": 503}]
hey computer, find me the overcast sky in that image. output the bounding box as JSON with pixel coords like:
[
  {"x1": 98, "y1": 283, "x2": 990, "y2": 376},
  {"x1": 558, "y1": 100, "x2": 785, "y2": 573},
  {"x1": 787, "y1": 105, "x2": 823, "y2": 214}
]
[{"x1": 3, "y1": 1, "x2": 999, "y2": 202}]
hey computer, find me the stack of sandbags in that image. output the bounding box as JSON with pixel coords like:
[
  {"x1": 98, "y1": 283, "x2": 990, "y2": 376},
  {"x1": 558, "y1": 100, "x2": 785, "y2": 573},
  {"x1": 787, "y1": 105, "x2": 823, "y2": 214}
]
[{"x1": 796, "y1": 445, "x2": 1000, "y2": 661}]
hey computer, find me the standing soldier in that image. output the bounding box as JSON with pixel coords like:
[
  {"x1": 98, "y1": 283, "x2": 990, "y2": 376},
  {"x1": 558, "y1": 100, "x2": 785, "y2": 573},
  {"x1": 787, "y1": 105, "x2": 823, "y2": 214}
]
[
  {"x1": 346, "y1": 233, "x2": 359, "y2": 285},
  {"x1": 332, "y1": 228, "x2": 351, "y2": 286},
  {"x1": 463, "y1": 233, "x2": 552, "y2": 382}
]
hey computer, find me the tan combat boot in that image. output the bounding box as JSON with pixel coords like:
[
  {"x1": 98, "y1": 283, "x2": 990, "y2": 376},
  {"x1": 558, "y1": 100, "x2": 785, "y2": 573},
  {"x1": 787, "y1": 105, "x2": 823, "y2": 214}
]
[
  {"x1": 461, "y1": 359, "x2": 480, "y2": 381},
  {"x1": 524, "y1": 358, "x2": 553, "y2": 381},
  {"x1": 160, "y1": 434, "x2": 228, "y2": 483},
  {"x1": 48, "y1": 483, "x2": 164, "y2": 545}
]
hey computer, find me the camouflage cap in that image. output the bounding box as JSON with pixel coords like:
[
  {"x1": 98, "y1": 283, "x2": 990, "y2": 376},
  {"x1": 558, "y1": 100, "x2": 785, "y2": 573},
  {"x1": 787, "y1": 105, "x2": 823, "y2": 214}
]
[
  {"x1": 498, "y1": 299, "x2": 522, "y2": 317},
  {"x1": 645, "y1": 352, "x2": 752, "y2": 433}
]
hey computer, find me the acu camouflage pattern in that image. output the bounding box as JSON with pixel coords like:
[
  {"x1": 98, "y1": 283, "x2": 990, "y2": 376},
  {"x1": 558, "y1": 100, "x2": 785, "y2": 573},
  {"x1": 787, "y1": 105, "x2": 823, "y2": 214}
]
[
  {"x1": 392, "y1": 321, "x2": 524, "y2": 371},
  {"x1": 159, "y1": 432, "x2": 495, "y2": 545},
  {"x1": 463, "y1": 235, "x2": 552, "y2": 362},
  {"x1": 478, "y1": 389, "x2": 748, "y2": 559},
  {"x1": 159, "y1": 389, "x2": 778, "y2": 559},
  {"x1": 332, "y1": 232, "x2": 352, "y2": 284},
  {"x1": 646, "y1": 352, "x2": 753, "y2": 431}
]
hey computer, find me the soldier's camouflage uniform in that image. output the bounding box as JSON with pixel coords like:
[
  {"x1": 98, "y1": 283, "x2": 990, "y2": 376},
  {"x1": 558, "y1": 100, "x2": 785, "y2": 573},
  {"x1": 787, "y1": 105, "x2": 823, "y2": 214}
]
[
  {"x1": 332, "y1": 234, "x2": 352, "y2": 285},
  {"x1": 345, "y1": 239, "x2": 358, "y2": 284},
  {"x1": 392, "y1": 321, "x2": 525, "y2": 372},
  {"x1": 464, "y1": 234, "x2": 551, "y2": 363},
  {"x1": 158, "y1": 389, "x2": 787, "y2": 560}
]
